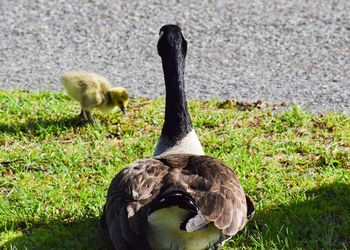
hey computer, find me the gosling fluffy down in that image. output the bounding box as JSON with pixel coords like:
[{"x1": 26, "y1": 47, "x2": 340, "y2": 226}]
[{"x1": 60, "y1": 72, "x2": 129, "y2": 124}]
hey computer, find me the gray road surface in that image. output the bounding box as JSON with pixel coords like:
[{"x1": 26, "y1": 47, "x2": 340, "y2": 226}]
[{"x1": 1, "y1": 0, "x2": 349, "y2": 113}]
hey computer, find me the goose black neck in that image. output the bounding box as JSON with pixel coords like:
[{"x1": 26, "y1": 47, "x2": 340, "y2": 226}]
[{"x1": 160, "y1": 50, "x2": 193, "y2": 143}]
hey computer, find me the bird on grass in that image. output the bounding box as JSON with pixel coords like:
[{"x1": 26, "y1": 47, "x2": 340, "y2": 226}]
[
  {"x1": 100, "y1": 25, "x2": 255, "y2": 250},
  {"x1": 60, "y1": 71, "x2": 129, "y2": 125}
]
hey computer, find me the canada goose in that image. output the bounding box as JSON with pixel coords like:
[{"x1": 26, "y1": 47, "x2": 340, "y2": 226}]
[
  {"x1": 60, "y1": 72, "x2": 129, "y2": 125},
  {"x1": 100, "y1": 25, "x2": 255, "y2": 250}
]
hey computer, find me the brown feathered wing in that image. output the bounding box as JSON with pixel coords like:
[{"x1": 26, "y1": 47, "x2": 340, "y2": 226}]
[{"x1": 100, "y1": 154, "x2": 254, "y2": 250}]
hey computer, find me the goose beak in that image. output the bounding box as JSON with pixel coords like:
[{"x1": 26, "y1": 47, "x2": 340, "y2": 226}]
[{"x1": 121, "y1": 107, "x2": 126, "y2": 114}]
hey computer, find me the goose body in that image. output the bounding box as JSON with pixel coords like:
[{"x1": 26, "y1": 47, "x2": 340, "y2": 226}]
[
  {"x1": 101, "y1": 25, "x2": 254, "y2": 250},
  {"x1": 101, "y1": 154, "x2": 254, "y2": 250},
  {"x1": 60, "y1": 71, "x2": 129, "y2": 124}
]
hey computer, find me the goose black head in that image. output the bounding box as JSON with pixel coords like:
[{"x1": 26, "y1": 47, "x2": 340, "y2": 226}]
[{"x1": 157, "y1": 24, "x2": 187, "y2": 58}]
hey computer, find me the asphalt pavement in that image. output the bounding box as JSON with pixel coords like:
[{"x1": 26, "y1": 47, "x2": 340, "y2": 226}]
[{"x1": 1, "y1": 0, "x2": 349, "y2": 113}]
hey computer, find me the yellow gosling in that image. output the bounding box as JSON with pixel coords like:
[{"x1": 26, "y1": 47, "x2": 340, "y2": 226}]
[{"x1": 60, "y1": 71, "x2": 129, "y2": 125}]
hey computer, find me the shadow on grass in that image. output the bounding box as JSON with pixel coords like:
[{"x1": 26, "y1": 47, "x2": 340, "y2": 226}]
[
  {"x1": 0, "y1": 116, "x2": 86, "y2": 135},
  {"x1": 4, "y1": 217, "x2": 114, "y2": 250},
  {"x1": 4, "y1": 183, "x2": 350, "y2": 249},
  {"x1": 235, "y1": 182, "x2": 350, "y2": 249}
]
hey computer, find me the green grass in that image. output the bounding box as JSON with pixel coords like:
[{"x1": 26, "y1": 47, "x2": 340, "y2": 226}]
[{"x1": 0, "y1": 90, "x2": 349, "y2": 249}]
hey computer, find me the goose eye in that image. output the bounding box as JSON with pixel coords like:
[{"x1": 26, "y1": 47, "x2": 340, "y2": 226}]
[{"x1": 159, "y1": 30, "x2": 164, "y2": 38}]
